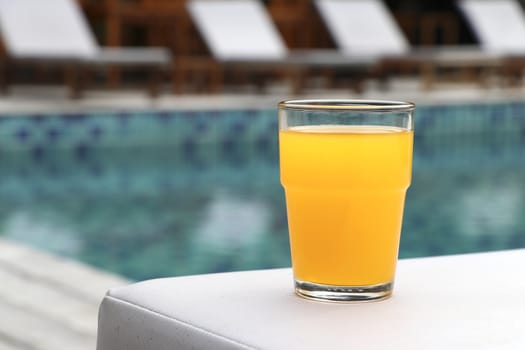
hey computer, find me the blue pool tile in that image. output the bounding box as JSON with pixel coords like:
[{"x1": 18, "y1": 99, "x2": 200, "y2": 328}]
[
  {"x1": 47, "y1": 164, "x2": 61, "y2": 178},
  {"x1": 209, "y1": 110, "x2": 223, "y2": 119},
  {"x1": 256, "y1": 136, "x2": 270, "y2": 150},
  {"x1": 156, "y1": 110, "x2": 173, "y2": 123},
  {"x1": 118, "y1": 112, "x2": 131, "y2": 126},
  {"x1": 231, "y1": 121, "x2": 246, "y2": 133},
  {"x1": 222, "y1": 138, "x2": 236, "y2": 152},
  {"x1": 30, "y1": 114, "x2": 45, "y2": 124},
  {"x1": 194, "y1": 120, "x2": 208, "y2": 133},
  {"x1": 47, "y1": 127, "x2": 62, "y2": 143},
  {"x1": 183, "y1": 139, "x2": 195, "y2": 155},
  {"x1": 245, "y1": 109, "x2": 258, "y2": 119},
  {"x1": 90, "y1": 164, "x2": 103, "y2": 177},
  {"x1": 32, "y1": 145, "x2": 45, "y2": 161},
  {"x1": 90, "y1": 125, "x2": 104, "y2": 141},
  {"x1": 62, "y1": 113, "x2": 88, "y2": 124},
  {"x1": 183, "y1": 111, "x2": 197, "y2": 119},
  {"x1": 75, "y1": 143, "x2": 90, "y2": 160},
  {"x1": 15, "y1": 128, "x2": 31, "y2": 143}
]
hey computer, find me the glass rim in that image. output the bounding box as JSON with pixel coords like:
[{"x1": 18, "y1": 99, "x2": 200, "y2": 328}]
[{"x1": 278, "y1": 99, "x2": 415, "y2": 112}]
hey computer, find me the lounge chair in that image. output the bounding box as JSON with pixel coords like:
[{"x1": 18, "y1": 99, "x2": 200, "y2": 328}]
[
  {"x1": 458, "y1": 0, "x2": 525, "y2": 85},
  {"x1": 458, "y1": 0, "x2": 525, "y2": 54},
  {"x1": 315, "y1": 0, "x2": 503, "y2": 89},
  {"x1": 0, "y1": 0, "x2": 172, "y2": 98},
  {"x1": 315, "y1": 0, "x2": 409, "y2": 58},
  {"x1": 185, "y1": 0, "x2": 376, "y2": 93}
]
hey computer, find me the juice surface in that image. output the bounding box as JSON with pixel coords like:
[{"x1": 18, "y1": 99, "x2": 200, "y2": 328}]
[{"x1": 279, "y1": 125, "x2": 413, "y2": 286}]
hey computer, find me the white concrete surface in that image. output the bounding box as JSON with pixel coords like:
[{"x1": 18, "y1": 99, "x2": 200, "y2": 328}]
[{"x1": 0, "y1": 238, "x2": 129, "y2": 350}]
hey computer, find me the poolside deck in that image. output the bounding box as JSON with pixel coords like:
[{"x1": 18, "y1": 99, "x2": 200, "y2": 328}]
[
  {"x1": 1, "y1": 77, "x2": 525, "y2": 114},
  {"x1": 0, "y1": 238, "x2": 129, "y2": 350}
]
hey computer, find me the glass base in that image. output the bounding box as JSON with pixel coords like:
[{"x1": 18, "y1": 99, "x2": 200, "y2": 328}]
[{"x1": 294, "y1": 279, "x2": 393, "y2": 303}]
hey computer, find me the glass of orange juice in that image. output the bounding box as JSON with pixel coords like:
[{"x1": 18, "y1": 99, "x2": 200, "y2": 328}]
[{"x1": 279, "y1": 100, "x2": 415, "y2": 302}]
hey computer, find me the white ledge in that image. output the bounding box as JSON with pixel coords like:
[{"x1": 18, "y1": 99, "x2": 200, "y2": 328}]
[{"x1": 97, "y1": 249, "x2": 525, "y2": 350}]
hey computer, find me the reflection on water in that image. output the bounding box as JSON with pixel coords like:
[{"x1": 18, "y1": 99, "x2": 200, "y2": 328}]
[
  {"x1": 1, "y1": 126, "x2": 525, "y2": 280},
  {"x1": 403, "y1": 133, "x2": 525, "y2": 257},
  {"x1": 460, "y1": 184, "x2": 521, "y2": 238},
  {"x1": 196, "y1": 191, "x2": 270, "y2": 250},
  {"x1": 0, "y1": 144, "x2": 290, "y2": 279}
]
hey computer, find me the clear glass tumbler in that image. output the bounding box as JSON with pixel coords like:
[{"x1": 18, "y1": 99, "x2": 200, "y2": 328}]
[{"x1": 279, "y1": 99, "x2": 415, "y2": 302}]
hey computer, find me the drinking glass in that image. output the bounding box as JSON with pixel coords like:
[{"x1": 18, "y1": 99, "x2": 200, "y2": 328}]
[{"x1": 279, "y1": 99, "x2": 415, "y2": 302}]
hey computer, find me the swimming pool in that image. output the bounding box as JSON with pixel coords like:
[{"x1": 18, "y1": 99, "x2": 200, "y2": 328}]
[{"x1": 1, "y1": 103, "x2": 524, "y2": 280}]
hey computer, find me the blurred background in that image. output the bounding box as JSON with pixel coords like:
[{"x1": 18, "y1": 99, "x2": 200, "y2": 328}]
[
  {"x1": 0, "y1": 0, "x2": 517, "y2": 94},
  {"x1": 1, "y1": 0, "x2": 525, "y2": 349}
]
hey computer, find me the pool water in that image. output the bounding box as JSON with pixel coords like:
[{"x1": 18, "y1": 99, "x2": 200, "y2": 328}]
[{"x1": 1, "y1": 104, "x2": 524, "y2": 280}]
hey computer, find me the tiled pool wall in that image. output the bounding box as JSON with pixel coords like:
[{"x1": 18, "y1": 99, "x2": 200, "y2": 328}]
[
  {"x1": 0, "y1": 102, "x2": 525, "y2": 158},
  {"x1": 0, "y1": 109, "x2": 278, "y2": 153}
]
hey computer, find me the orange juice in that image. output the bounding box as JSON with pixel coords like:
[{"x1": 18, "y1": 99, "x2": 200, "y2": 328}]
[{"x1": 280, "y1": 125, "x2": 413, "y2": 286}]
